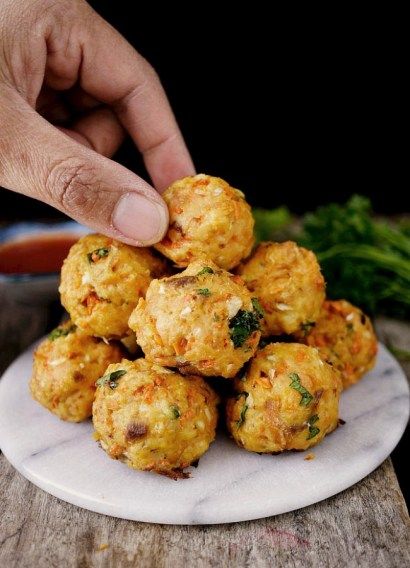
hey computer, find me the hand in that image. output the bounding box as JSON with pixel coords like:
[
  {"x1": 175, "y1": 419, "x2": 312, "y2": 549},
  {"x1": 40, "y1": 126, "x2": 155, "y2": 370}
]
[{"x1": 0, "y1": 0, "x2": 194, "y2": 245}]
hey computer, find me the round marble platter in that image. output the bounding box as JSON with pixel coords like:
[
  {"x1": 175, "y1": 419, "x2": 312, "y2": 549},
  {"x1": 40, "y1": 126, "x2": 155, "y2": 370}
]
[{"x1": 0, "y1": 342, "x2": 408, "y2": 525}]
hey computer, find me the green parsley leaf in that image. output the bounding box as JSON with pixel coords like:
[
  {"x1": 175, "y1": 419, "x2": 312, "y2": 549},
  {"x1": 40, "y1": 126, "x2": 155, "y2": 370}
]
[
  {"x1": 197, "y1": 267, "x2": 214, "y2": 276},
  {"x1": 299, "y1": 194, "x2": 410, "y2": 319},
  {"x1": 170, "y1": 404, "x2": 181, "y2": 419},
  {"x1": 307, "y1": 414, "x2": 320, "y2": 440},
  {"x1": 251, "y1": 297, "x2": 265, "y2": 317},
  {"x1": 96, "y1": 369, "x2": 126, "y2": 389},
  {"x1": 300, "y1": 321, "x2": 316, "y2": 336},
  {"x1": 236, "y1": 392, "x2": 249, "y2": 428},
  {"x1": 197, "y1": 288, "x2": 211, "y2": 296},
  {"x1": 289, "y1": 372, "x2": 314, "y2": 406},
  {"x1": 48, "y1": 324, "x2": 77, "y2": 341},
  {"x1": 87, "y1": 247, "x2": 110, "y2": 263},
  {"x1": 229, "y1": 310, "x2": 261, "y2": 348}
]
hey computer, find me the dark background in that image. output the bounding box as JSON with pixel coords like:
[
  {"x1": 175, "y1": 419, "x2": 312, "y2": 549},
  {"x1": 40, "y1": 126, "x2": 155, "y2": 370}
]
[{"x1": 1, "y1": 2, "x2": 407, "y2": 219}]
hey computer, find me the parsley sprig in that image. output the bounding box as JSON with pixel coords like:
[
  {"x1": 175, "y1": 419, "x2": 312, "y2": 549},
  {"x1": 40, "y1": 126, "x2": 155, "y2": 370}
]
[
  {"x1": 48, "y1": 324, "x2": 77, "y2": 341},
  {"x1": 229, "y1": 305, "x2": 263, "y2": 348},
  {"x1": 251, "y1": 297, "x2": 264, "y2": 318},
  {"x1": 87, "y1": 247, "x2": 110, "y2": 263},
  {"x1": 96, "y1": 369, "x2": 126, "y2": 389},
  {"x1": 236, "y1": 392, "x2": 249, "y2": 428},
  {"x1": 307, "y1": 414, "x2": 320, "y2": 440},
  {"x1": 197, "y1": 267, "x2": 214, "y2": 276},
  {"x1": 289, "y1": 372, "x2": 314, "y2": 406},
  {"x1": 197, "y1": 288, "x2": 211, "y2": 296}
]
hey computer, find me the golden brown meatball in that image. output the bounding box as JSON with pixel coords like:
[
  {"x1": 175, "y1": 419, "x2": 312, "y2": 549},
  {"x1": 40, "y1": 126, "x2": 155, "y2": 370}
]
[
  {"x1": 129, "y1": 260, "x2": 262, "y2": 378},
  {"x1": 59, "y1": 234, "x2": 167, "y2": 338},
  {"x1": 297, "y1": 300, "x2": 378, "y2": 389},
  {"x1": 154, "y1": 174, "x2": 254, "y2": 270},
  {"x1": 30, "y1": 322, "x2": 123, "y2": 422},
  {"x1": 226, "y1": 343, "x2": 341, "y2": 453},
  {"x1": 238, "y1": 241, "x2": 325, "y2": 336},
  {"x1": 92, "y1": 359, "x2": 219, "y2": 479}
]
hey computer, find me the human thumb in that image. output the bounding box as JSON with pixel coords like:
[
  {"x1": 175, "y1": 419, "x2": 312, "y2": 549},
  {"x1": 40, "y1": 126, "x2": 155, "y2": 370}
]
[{"x1": 0, "y1": 92, "x2": 168, "y2": 246}]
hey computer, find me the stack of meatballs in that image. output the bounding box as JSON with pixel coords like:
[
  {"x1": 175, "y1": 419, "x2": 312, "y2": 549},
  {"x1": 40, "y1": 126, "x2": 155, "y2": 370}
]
[{"x1": 30, "y1": 174, "x2": 378, "y2": 479}]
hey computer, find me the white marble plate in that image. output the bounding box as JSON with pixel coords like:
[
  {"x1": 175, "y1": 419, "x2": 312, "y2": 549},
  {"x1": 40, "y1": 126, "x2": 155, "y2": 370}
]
[{"x1": 0, "y1": 342, "x2": 408, "y2": 525}]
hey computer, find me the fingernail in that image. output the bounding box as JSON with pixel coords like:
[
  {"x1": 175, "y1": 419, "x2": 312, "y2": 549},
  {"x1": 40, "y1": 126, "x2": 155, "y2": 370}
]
[{"x1": 112, "y1": 192, "x2": 168, "y2": 244}]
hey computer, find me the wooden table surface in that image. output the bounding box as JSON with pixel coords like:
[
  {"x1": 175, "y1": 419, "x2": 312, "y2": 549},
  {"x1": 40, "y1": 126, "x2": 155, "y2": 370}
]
[{"x1": 0, "y1": 299, "x2": 409, "y2": 568}]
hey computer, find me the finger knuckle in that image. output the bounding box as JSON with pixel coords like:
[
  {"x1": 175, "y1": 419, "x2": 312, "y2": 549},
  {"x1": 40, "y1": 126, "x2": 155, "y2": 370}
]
[
  {"x1": 45, "y1": 158, "x2": 99, "y2": 215},
  {"x1": 137, "y1": 55, "x2": 158, "y2": 79}
]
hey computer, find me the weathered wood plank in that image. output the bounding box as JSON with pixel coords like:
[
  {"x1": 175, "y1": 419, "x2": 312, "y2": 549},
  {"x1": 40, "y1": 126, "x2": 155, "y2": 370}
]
[{"x1": 0, "y1": 455, "x2": 408, "y2": 568}]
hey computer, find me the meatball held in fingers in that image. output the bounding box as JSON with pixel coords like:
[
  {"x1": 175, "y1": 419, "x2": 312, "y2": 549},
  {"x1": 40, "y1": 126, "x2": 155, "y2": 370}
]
[
  {"x1": 129, "y1": 260, "x2": 263, "y2": 378},
  {"x1": 154, "y1": 174, "x2": 254, "y2": 270},
  {"x1": 226, "y1": 343, "x2": 342, "y2": 453},
  {"x1": 92, "y1": 359, "x2": 219, "y2": 479}
]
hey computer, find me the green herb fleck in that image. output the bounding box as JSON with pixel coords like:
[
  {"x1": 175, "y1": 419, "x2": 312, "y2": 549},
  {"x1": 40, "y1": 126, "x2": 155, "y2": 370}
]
[
  {"x1": 96, "y1": 369, "x2": 126, "y2": 389},
  {"x1": 307, "y1": 414, "x2": 320, "y2": 440},
  {"x1": 229, "y1": 310, "x2": 261, "y2": 348},
  {"x1": 197, "y1": 288, "x2": 211, "y2": 296},
  {"x1": 197, "y1": 266, "x2": 214, "y2": 276},
  {"x1": 300, "y1": 321, "x2": 316, "y2": 336},
  {"x1": 48, "y1": 324, "x2": 77, "y2": 341},
  {"x1": 213, "y1": 313, "x2": 220, "y2": 322},
  {"x1": 170, "y1": 404, "x2": 181, "y2": 419},
  {"x1": 289, "y1": 372, "x2": 314, "y2": 406},
  {"x1": 251, "y1": 297, "x2": 265, "y2": 317},
  {"x1": 299, "y1": 194, "x2": 410, "y2": 320},
  {"x1": 87, "y1": 247, "x2": 110, "y2": 263},
  {"x1": 346, "y1": 322, "x2": 354, "y2": 332},
  {"x1": 236, "y1": 392, "x2": 249, "y2": 428}
]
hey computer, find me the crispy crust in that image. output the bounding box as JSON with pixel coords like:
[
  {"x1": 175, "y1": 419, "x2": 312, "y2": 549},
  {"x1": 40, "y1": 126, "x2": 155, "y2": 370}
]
[
  {"x1": 128, "y1": 260, "x2": 261, "y2": 378},
  {"x1": 59, "y1": 234, "x2": 168, "y2": 338},
  {"x1": 92, "y1": 359, "x2": 219, "y2": 477},
  {"x1": 296, "y1": 300, "x2": 378, "y2": 388},
  {"x1": 238, "y1": 241, "x2": 325, "y2": 336},
  {"x1": 226, "y1": 343, "x2": 341, "y2": 453},
  {"x1": 154, "y1": 174, "x2": 254, "y2": 270}
]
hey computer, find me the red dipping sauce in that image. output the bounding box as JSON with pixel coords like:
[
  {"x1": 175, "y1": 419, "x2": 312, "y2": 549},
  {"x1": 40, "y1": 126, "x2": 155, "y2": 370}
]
[{"x1": 0, "y1": 234, "x2": 79, "y2": 275}]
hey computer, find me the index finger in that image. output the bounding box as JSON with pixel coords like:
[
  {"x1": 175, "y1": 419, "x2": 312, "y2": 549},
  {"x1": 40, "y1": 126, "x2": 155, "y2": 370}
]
[{"x1": 73, "y1": 7, "x2": 195, "y2": 191}]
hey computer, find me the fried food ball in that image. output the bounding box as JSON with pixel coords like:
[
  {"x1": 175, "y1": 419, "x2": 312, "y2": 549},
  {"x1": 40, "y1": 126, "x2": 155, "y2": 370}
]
[
  {"x1": 237, "y1": 241, "x2": 325, "y2": 336},
  {"x1": 92, "y1": 359, "x2": 219, "y2": 479},
  {"x1": 129, "y1": 260, "x2": 262, "y2": 378},
  {"x1": 30, "y1": 322, "x2": 123, "y2": 422},
  {"x1": 60, "y1": 234, "x2": 167, "y2": 338},
  {"x1": 154, "y1": 174, "x2": 254, "y2": 270},
  {"x1": 226, "y1": 343, "x2": 341, "y2": 453},
  {"x1": 297, "y1": 300, "x2": 378, "y2": 389}
]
